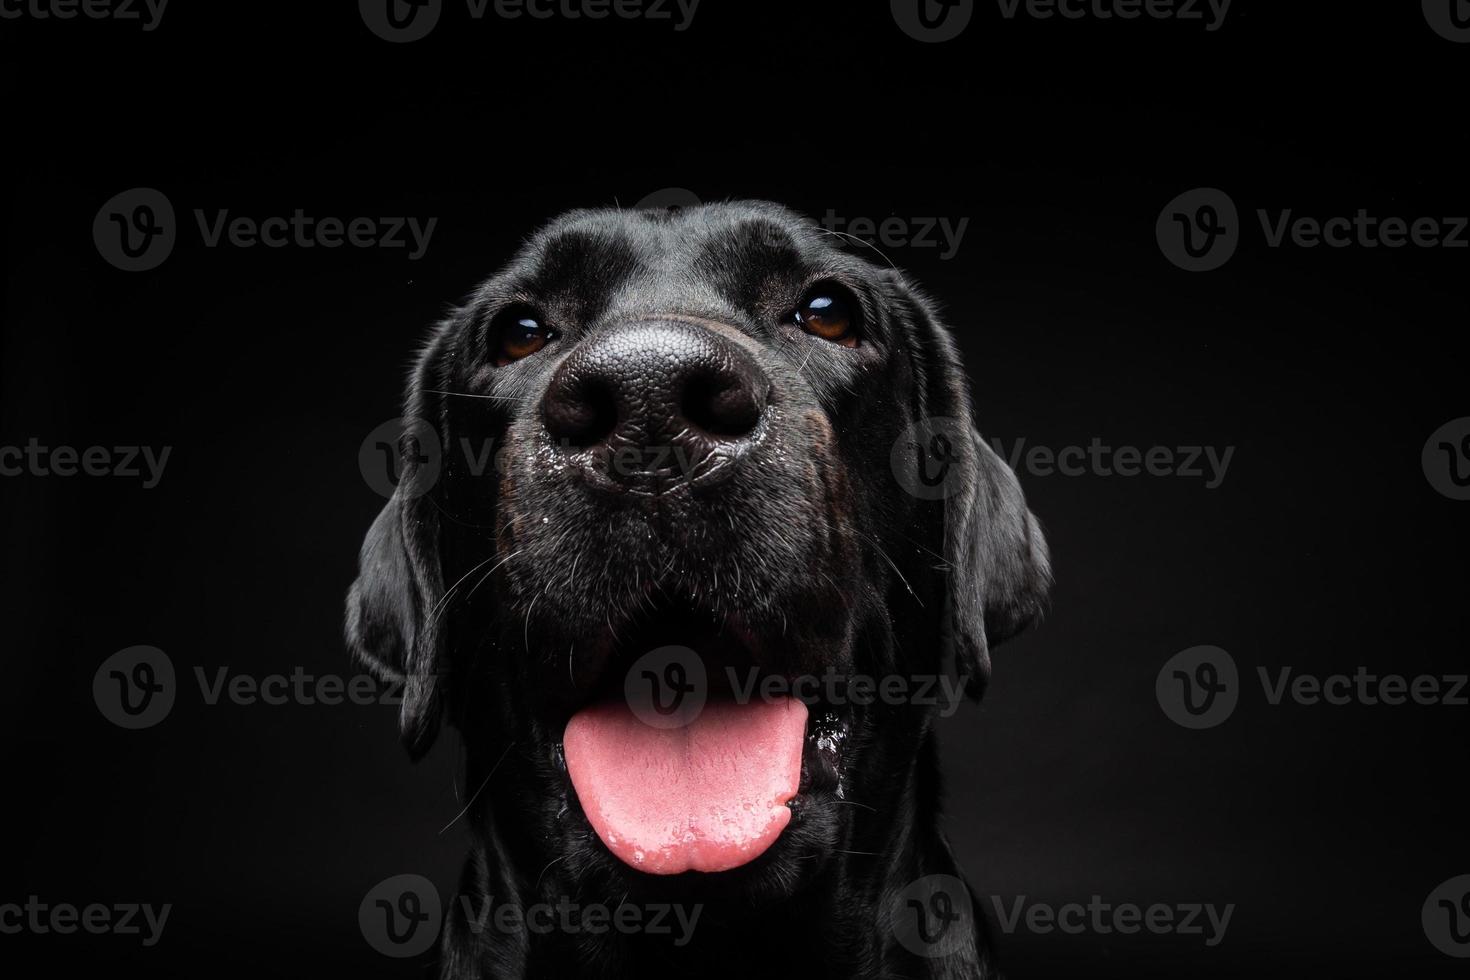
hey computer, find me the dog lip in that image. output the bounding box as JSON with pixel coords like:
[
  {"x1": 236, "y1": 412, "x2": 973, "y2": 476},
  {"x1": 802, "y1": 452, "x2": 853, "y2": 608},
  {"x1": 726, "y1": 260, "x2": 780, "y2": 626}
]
[
  {"x1": 551, "y1": 599, "x2": 762, "y2": 715},
  {"x1": 796, "y1": 703, "x2": 849, "y2": 799},
  {"x1": 724, "y1": 614, "x2": 774, "y2": 669},
  {"x1": 566, "y1": 435, "x2": 756, "y2": 497}
]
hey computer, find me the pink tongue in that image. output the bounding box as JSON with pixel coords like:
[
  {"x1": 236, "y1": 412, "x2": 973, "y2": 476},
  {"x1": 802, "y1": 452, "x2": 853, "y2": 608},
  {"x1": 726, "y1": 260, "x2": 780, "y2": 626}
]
[{"x1": 563, "y1": 698, "x2": 807, "y2": 875}]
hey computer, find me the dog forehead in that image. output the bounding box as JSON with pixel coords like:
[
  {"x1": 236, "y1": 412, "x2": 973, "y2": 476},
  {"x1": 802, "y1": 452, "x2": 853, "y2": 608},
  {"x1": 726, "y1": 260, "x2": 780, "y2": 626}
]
[{"x1": 523, "y1": 202, "x2": 825, "y2": 308}]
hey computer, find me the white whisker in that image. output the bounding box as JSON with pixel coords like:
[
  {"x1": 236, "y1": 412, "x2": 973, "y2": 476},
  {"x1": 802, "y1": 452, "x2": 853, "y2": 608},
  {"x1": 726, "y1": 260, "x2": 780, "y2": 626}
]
[
  {"x1": 438, "y1": 741, "x2": 514, "y2": 835},
  {"x1": 426, "y1": 388, "x2": 526, "y2": 403}
]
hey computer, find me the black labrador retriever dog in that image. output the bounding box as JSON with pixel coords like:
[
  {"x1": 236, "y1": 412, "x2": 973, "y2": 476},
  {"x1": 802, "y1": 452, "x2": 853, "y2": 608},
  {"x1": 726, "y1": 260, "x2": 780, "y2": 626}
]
[{"x1": 347, "y1": 201, "x2": 1050, "y2": 979}]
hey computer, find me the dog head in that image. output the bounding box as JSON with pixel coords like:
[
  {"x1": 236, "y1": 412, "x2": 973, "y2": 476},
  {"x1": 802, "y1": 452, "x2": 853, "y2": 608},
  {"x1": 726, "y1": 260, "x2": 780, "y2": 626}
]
[{"x1": 347, "y1": 201, "x2": 1049, "y2": 910}]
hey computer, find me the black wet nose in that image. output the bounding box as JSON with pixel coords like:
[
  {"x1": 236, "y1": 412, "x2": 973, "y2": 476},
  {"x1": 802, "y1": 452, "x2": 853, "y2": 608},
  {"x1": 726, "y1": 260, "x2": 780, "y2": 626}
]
[{"x1": 541, "y1": 320, "x2": 769, "y2": 490}]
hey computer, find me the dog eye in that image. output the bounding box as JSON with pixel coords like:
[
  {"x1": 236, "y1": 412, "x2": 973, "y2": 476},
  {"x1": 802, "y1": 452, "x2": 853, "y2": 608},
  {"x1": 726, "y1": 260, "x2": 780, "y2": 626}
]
[
  {"x1": 491, "y1": 307, "x2": 557, "y2": 365},
  {"x1": 793, "y1": 287, "x2": 858, "y2": 347}
]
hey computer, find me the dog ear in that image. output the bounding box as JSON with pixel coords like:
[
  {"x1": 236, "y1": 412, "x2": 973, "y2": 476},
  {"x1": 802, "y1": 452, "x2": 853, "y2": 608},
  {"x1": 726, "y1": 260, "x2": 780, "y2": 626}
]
[
  {"x1": 943, "y1": 435, "x2": 1051, "y2": 694},
  {"x1": 886, "y1": 273, "x2": 1052, "y2": 697},
  {"x1": 345, "y1": 332, "x2": 450, "y2": 759}
]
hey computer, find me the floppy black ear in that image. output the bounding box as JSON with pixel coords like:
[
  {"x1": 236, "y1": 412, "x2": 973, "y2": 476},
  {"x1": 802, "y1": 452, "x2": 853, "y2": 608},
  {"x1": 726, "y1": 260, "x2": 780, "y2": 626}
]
[
  {"x1": 345, "y1": 333, "x2": 450, "y2": 759},
  {"x1": 943, "y1": 435, "x2": 1051, "y2": 693},
  {"x1": 888, "y1": 273, "x2": 1052, "y2": 696}
]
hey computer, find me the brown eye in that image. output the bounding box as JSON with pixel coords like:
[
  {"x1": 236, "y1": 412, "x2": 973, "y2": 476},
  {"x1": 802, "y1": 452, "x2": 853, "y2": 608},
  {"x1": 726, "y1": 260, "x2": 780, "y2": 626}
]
[
  {"x1": 794, "y1": 287, "x2": 858, "y2": 347},
  {"x1": 491, "y1": 307, "x2": 556, "y2": 365}
]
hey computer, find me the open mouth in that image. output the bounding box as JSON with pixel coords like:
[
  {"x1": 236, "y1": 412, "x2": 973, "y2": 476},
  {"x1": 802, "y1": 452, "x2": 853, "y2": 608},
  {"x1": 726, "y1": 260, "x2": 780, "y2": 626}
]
[{"x1": 554, "y1": 600, "x2": 850, "y2": 876}]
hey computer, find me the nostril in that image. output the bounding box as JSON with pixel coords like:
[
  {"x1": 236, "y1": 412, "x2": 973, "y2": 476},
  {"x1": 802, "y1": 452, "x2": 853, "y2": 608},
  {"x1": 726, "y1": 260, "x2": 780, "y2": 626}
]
[
  {"x1": 681, "y1": 370, "x2": 763, "y2": 439},
  {"x1": 544, "y1": 375, "x2": 618, "y2": 449}
]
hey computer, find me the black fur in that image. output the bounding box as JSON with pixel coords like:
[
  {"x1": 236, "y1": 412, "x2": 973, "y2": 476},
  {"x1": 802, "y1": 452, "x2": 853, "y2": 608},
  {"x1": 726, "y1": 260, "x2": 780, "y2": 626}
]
[{"x1": 347, "y1": 201, "x2": 1051, "y2": 979}]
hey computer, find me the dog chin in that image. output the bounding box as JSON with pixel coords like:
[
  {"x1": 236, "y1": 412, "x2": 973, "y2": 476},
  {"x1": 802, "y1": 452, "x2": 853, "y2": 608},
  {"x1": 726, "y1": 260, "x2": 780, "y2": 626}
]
[{"x1": 554, "y1": 777, "x2": 849, "y2": 910}]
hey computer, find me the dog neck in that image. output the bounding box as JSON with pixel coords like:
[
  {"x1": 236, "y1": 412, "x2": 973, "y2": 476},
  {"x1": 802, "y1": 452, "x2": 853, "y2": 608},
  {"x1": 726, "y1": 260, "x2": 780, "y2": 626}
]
[{"x1": 438, "y1": 727, "x2": 995, "y2": 980}]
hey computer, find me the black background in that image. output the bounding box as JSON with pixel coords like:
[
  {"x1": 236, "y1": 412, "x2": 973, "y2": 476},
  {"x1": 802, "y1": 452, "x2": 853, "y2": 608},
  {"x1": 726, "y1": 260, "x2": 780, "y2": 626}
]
[{"x1": 2, "y1": 1, "x2": 1467, "y2": 977}]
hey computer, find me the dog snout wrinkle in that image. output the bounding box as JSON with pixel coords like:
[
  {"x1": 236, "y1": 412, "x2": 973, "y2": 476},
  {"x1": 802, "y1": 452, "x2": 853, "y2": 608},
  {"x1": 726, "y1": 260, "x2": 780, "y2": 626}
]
[{"x1": 541, "y1": 320, "x2": 770, "y2": 492}]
